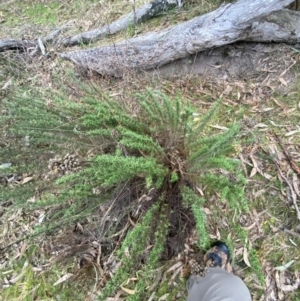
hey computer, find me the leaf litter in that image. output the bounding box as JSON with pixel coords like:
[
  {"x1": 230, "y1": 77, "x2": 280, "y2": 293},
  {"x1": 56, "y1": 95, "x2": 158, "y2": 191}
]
[
  {"x1": 1, "y1": 2, "x2": 300, "y2": 300},
  {"x1": 2, "y1": 74, "x2": 300, "y2": 301}
]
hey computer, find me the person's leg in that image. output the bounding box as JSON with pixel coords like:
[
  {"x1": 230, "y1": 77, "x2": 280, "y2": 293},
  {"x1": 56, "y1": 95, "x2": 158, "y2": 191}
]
[
  {"x1": 187, "y1": 267, "x2": 251, "y2": 301},
  {"x1": 186, "y1": 241, "x2": 251, "y2": 301}
]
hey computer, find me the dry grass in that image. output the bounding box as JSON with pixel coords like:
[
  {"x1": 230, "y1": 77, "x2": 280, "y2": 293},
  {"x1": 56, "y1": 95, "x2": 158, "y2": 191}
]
[{"x1": 1, "y1": 0, "x2": 300, "y2": 300}]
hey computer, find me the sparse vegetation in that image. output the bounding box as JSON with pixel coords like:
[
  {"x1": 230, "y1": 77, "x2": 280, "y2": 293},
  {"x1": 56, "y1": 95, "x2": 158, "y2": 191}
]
[
  {"x1": 1, "y1": 82, "x2": 249, "y2": 298},
  {"x1": 1, "y1": 0, "x2": 300, "y2": 300}
]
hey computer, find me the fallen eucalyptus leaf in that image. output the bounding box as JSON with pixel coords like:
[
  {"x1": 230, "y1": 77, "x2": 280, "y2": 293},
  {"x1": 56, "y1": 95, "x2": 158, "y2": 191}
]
[
  {"x1": 243, "y1": 247, "x2": 251, "y2": 267},
  {"x1": 22, "y1": 176, "x2": 33, "y2": 184},
  {"x1": 54, "y1": 273, "x2": 73, "y2": 286},
  {"x1": 289, "y1": 238, "x2": 297, "y2": 247},
  {"x1": 285, "y1": 130, "x2": 300, "y2": 137},
  {"x1": 275, "y1": 260, "x2": 295, "y2": 271},
  {"x1": 121, "y1": 285, "x2": 135, "y2": 295}
]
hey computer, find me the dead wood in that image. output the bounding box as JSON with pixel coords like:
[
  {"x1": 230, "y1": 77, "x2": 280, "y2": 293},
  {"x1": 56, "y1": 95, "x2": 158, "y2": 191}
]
[
  {"x1": 0, "y1": 39, "x2": 36, "y2": 52},
  {"x1": 62, "y1": 0, "x2": 178, "y2": 47},
  {"x1": 0, "y1": 22, "x2": 73, "y2": 55},
  {"x1": 148, "y1": 42, "x2": 298, "y2": 80},
  {"x1": 0, "y1": 0, "x2": 178, "y2": 53},
  {"x1": 60, "y1": 0, "x2": 298, "y2": 76}
]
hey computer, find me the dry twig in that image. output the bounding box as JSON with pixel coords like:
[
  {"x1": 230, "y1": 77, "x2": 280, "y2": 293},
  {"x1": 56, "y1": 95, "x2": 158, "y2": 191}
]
[
  {"x1": 274, "y1": 133, "x2": 300, "y2": 176},
  {"x1": 274, "y1": 161, "x2": 300, "y2": 220}
]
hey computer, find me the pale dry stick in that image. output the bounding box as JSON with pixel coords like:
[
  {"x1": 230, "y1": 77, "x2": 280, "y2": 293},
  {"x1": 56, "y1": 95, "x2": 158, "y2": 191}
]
[
  {"x1": 282, "y1": 228, "x2": 300, "y2": 238},
  {"x1": 101, "y1": 181, "x2": 130, "y2": 225},
  {"x1": 252, "y1": 214, "x2": 300, "y2": 246},
  {"x1": 91, "y1": 262, "x2": 99, "y2": 294},
  {"x1": 169, "y1": 263, "x2": 184, "y2": 285},
  {"x1": 275, "y1": 162, "x2": 300, "y2": 220},
  {"x1": 62, "y1": 0, "x2": 178, "y2": 46},
  {"x1": 148, "y1": 267, "x2": 163, "y2": 291},
  {"x1": 105, "y1": 226, "x2": 130, "y2": 264},
  {"x1": 45, "y1": 21, "x2": 76, "y2": 43},
  {"x1": 0, "y1": 21, "x2": 74, "y2": 54},
  {"x1": 274, "y1": 133, "x2": 300, "y2": 175},
  {"x1": 148, "y1": 292, "x2": 156, "y2": 301},
  {"x1": 103, "y1": 180, "x2": 147, "y2": 265},
  {"x1": 279, "y1": 60, "x2": 297, "y2": 78},
  {"x1": 37, "y1": 38, "x2": 46, "y2": 55},
  {"x1": 30, "y1": 21, "x2": 76, "y2": 56},
  {"x1": 161, "y1": 261, "x2": 183, "y2": 282}
]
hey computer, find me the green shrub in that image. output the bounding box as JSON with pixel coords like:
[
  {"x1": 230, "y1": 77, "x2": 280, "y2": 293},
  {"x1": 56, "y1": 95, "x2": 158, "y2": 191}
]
[{"x1": 2, "y1": 86, "x2": 249, "y2": 299}]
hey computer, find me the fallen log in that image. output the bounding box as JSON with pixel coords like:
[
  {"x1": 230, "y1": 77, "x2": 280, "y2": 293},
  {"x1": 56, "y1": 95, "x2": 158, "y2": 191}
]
[
  {"x1": 0, "y1": 39, "x2": 36, "y2": 52},
  {"x1": 148, "y1": 42, "x2": 298, "y2": 80},
  {"x1": 0, "y1": 22, "x2": 73, "y2": 54},
  {"x1": 0, "y1": 0, "x2": 177, "y2": 54},
  {"x1": 62, "y1": 0, "x2": 178, "y2": 47},
  {"x1": 245, "y1": 9, "x2": 300, "y2": 42},
  {"x1": 60, "y1": 0, "x2": 298, "y2": 76}
]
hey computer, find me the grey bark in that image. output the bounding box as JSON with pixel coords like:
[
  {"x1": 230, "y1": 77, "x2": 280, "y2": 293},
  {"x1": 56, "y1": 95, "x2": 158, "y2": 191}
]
[
  {"x1": 245, "y1": 9, "x2": 300, "y2": 42},
  {"x1": 0, "y1": 0, "x2": 177, "y2": 53},
  {"x1": 62, "y1": 0, "x2": 178, "y2": 47},
  {"x1": 60, "y1": 0, "x2": 298, "y2": 76},
  {"x1": 0, "y1": 22, "x2": 72, "y2": 54},
  {"x1": 150, "y1": 42, "x2": 298, "y2": 80},
  {"x1": 0, "y1": 39, "x2": 35, "y2": 52}
]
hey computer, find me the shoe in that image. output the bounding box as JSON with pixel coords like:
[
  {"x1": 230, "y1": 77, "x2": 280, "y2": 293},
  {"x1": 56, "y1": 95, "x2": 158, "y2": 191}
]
[
  {"x1": 186, "y1": 241, "x2": 232, "y2": 292},
  {"x1": 203, "y1": 241, "x2": 230, "y2": 270}
]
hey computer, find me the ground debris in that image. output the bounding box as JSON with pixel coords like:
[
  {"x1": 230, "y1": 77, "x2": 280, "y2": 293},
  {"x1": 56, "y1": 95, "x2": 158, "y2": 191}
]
[
  {"x1": 260, "y1": 261, "x2": 300, "y2": 301},
  {"x1": 48, "y1": 153, "x2": 83, "y2": 175}
]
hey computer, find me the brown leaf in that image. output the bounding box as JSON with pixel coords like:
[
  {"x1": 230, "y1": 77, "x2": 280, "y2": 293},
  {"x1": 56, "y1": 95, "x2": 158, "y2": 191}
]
[
  {"x1": 162, "y1": 261, "x2": 183, "y2": 282},
  {"x1": 250, "y1": 167, "x2": 257, "y2": 177},
  {"x1": 26, "y1": 196, "x2": 36, "y2": 203},
  {"x1": 22, "y1": 177, "x2": 33, "y2": 184},
  {"x1": 243, "y1": 247, "x2": 251, "y2": 267},
  {"x1": 120, "y1": 285, "x2": 135, "y2": 295},
  {"x1": 53, "y1": 273, "x2": 73, "y2": 286},
  {"x1": 196, "y1": 186, "x2": 204, "y2": 196},
  {"x1": 243, "y1": 222, "x2": 256, "y2": 231},
  {"x1": 275, "y1": 270, "x2": 300, "y2": 292},
  {"x1": 284, "y1": 130, "x2": 300, "y2": 137},
  {"x1": 279, "y1": 77, "x2": 287, "y2": 87},
  {"x1": 203, "y1": 207, "x2": 211, "y2": 215},
  {"x1": 258, "y1": 170, "x2": 273, "y2": 180}
]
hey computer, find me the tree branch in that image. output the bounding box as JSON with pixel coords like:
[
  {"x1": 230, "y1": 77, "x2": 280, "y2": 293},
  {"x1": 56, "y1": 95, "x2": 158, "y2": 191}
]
[
  {"x1": 62, "y1": 0, "x2": 178, "y2": 47},
  {"x1": 0, "y1": 39, "x2": 35, "y2": 52}
]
